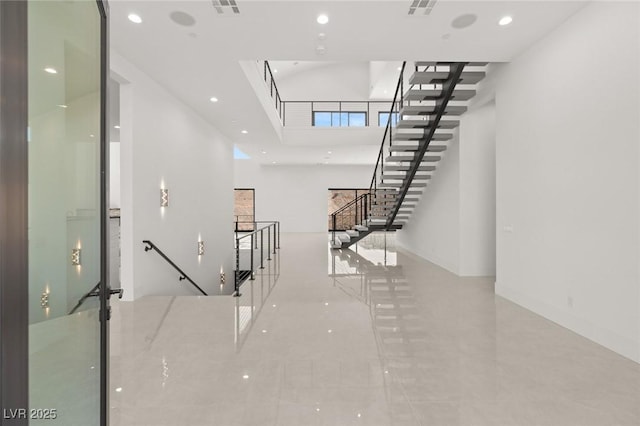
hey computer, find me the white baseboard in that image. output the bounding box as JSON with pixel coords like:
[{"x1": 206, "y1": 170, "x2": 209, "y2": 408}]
[{"x1": 496, "y1": 281, "x2": 640, "y2": 364}]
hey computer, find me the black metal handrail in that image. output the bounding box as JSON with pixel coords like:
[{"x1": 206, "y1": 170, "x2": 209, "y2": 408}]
[
  {"x1": 329, "y1": 193, "x2": 369, "y2": 242},
  {"x1": 385, "y1": 62, "x2": 467, "y2": 228},
  {"x1": 68, "y1": 282, "x2": 123, "y2": 315},
  {"x1": 234, "y1": 220, "x2": 280, "y2": 297},
  {"x1": 369, "y1": 61, "x2": 406, "y2": 197},
  {"x1": 263, "y1": 61, "x2": 285, "y2": 123},
  {"x1": 142, "y1": 240, "x2": 208, "y2": 296},
  {"x1": 261, "y1": 61, "x2": 398, "y2": 128},
  {"x1": 68, "y1": 282, "x2": 100, "y2": 315}
]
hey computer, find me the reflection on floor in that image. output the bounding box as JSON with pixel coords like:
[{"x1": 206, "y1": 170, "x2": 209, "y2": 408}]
[{"x1": 110, "y1": 233, "x2": 640, "y2": 426}]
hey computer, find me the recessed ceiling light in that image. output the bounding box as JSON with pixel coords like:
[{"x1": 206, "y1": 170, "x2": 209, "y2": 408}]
[
  {"x1": 499, "y1": 16, "x2": 513, "y2": 26},
  {"x1": 242, "y1": 374, "x2": 249, "y2": 379},
  {"x1": 241, "y1": 130, "x2": 248, "y2": 134},
  {"x1": 114, "y1": 125, "x2": 120, "y2": 129},
  {"x1": 115, "y1": 387, "x2": 123, "y2": 392},
  {"x1": 316, "y1": 45, "x2": 327, "y2": 55},
  {"x1": 210, "y1": 97, "x2": 219, "y2": 103},
  {"x1": 318, "y1": 33, "x2": 326, "y2": 40},
  {"x1": 261, "y1": 150, "x2": 267, "y2": 154},
  {"x1": 273, "y1": 69, "x2": 278, "y2": 73},
  {"x1": 327, "y1": 151, "x2": 332, "y2": 154},
  {"x1": 397, "y1": 66, "x2": 402, "y2": 71},
  {"x1": 57, "y1": 104, "x2": 67, "y2": 108},
  {"x1": 272, "y1": 161, "x2": 276, "y2": 164},
  {"x1": 317, "y1": 14, "x2": 329, "y2": 25},
  {"x1": 128, "y1": 13, "x2": 142, "y2": 24},
  {"x1": 44, "y1": 67, "x2": 58, "y2": 74}
]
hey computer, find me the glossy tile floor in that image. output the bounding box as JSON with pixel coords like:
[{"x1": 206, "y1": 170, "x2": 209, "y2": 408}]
[{"x1": 110, "y1": 233, "x2": 640, "y2": 426}]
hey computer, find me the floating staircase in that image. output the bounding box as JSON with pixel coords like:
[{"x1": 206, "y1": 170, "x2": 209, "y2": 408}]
[{"x1": 330, "y1": 61, "x2": 486, "y2": 249}]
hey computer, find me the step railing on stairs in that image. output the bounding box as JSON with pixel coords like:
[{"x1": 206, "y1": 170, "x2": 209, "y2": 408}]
[
  {"x1": 369, "y1": 61, "x2": 406, "y2": 215},
  {"x1": 368, "y1": 61, "x2": 470, "y2": 230},
  {"x1": 329, "y1": 192, "x2": 370, "y2": 245},
  {"x1": 234, "y1": 220, "x2": 280, "y2": 297},
  {"x1": 142, "y1": 240, "x2": 208, "y2": 295}
]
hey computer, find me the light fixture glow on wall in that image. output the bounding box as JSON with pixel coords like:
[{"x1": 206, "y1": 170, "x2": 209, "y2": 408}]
[
  {"x1": 71, "y1": 248, "x2": 81, "y2": 266},
  {"x1": 198, "y1": 241, "x2": 205, "y2": 256},
  {"x1": 160, "y1": 189, "x2": 169, "y2": 207},
  {"x1": 499, "y1": 16, "x2": 513, "y2": 26},
  {"x1": 128, "y1": 13, "x2": 142, "y2": 23}
]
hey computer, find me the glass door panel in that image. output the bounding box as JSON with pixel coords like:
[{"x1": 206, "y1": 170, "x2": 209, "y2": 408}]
[{"x1": 28, "y1": 1, "x2": 102, "y2": 424}]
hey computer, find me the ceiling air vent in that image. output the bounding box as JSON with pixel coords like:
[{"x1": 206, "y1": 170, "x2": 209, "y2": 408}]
[
  {"x1": 212, "y1": 0, "x2": 240, "y2": 14},
  {"x1": 408, "y1": 0, "x2": 438, "y2": 16}
]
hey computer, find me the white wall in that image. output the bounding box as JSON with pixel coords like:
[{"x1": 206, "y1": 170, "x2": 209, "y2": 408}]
[
  {"x1": 396, "y1": 102, "x2": 497, "y2": 277},
  {"x1": 112, "y1": 51, "x2": 235, "y2": 301},
  {"x1": 234, "y1": 161, "x2": 371, "y2": 232},
  {"x1": 459, "y1": 102, "x2": 496, "y2": 276},
  {"x1": 494, "y1": 2, "x2": 640, "y2": 363},
  {"x1": 396, "y1": 132, "x2": 462, "y2": 274},
  {"x1": 109, "y1": 142, "x2": 120, "y2": 208},
  {"x1": 277, "y1": 62, "x2": 370, "y2": 100}
]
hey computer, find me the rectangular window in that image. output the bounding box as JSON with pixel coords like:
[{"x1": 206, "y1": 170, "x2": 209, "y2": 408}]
[
  {"x1": 234, "y1": 188, "x2": 255, "y2": 231},
  {"x1": 378, "y1": 112, "x2": 399, "y2": 127},
  {"x1": 313, "y1": 111, "x2": 368, "y2": 127}
]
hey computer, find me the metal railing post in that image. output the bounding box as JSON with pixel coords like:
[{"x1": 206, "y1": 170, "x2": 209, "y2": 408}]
[
  {"x1": 260, "y1": 229, "x2": 264, "y2": 269},
  {"x1": 267, "y1": 226, "x2": 272, "y2": 261},
  {"x1": 277, "y1": 221, "x2": 280, "y2": 249},
  {"x1": 250, "y1": 233, "x2": 255, "y2": 280},
  {"x1": 254, "y1": 222, "x2": 258, "y2": 248},
  {"x1": 235, "y1": 237, "x2": 241, "y2": 296},
  {"x1": 332, "y1": 215, "x2": 336, "y2": 243},
  {"x1": 272, "y1": 223, "x2": 277, "y2": 255},
  {"x1": 355, "y1": 198, "x2": 358, "y2": 227}
]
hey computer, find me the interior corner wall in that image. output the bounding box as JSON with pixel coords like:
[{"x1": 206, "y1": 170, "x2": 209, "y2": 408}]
[
  {"x1": 495, "y1": 1, "x2": 640, "y2": 363},
  {"x1": 233, "y1": 161, "x2": 371, "y2": 233},
  {"x1": 112, "y1": 51, "x2": 234, "y2": 300},
  {"x1": 396, "y1": 132, "x2": 461, "y2": 275}
]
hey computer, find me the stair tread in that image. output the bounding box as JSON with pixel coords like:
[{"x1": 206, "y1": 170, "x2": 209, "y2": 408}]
[
  {"x1": 389, "y1": 144, "x2": 447, "y2": 152},
  {"x1": 380, "y1": 180, "x2": 428, "y2": 186},
  {"x1": 401, "y1": 105, "x2": 467, "y2": 116},
  {"x1": 386, "y1": 155, "x2": 441, "y2": 162},
  {"x1": 384, "y1": 165, "x2": 435, "y2": 172},
  {"x1": 397, "y1": 119, "x2": 460, "y2": 129},
  {"x1": 406, "y1": 89, "x2": 476, "y2": 101},
  {"x1": 393, "y1": 132, "x2": 453, "y2": 141},
  {"x1": 410, "y1": 70, "x2": 486, "y2": 85}
]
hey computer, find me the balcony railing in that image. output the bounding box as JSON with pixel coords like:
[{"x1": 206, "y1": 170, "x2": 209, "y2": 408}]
[{"x1": 259, "y1": 60, "x2": 395, "y2": 128}]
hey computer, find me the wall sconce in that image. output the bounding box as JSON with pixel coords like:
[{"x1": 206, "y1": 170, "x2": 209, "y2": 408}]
[
  {"x1": 160, "y1": 189, "x2": 169, "y2": 207},
  {"x1": 198, "y1": 241, "x2": 205, "y2": 256},
  {"x1": 40, "y1": 291, "x2": 49, "y2": 309},
  {"x1": 71, "y1": 248, "x2": 81, "y2": 266}
]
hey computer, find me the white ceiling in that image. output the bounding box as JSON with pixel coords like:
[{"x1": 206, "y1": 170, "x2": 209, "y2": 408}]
[{"x1": 109, "y1": 0, "x2": 588, "y2": 164}]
